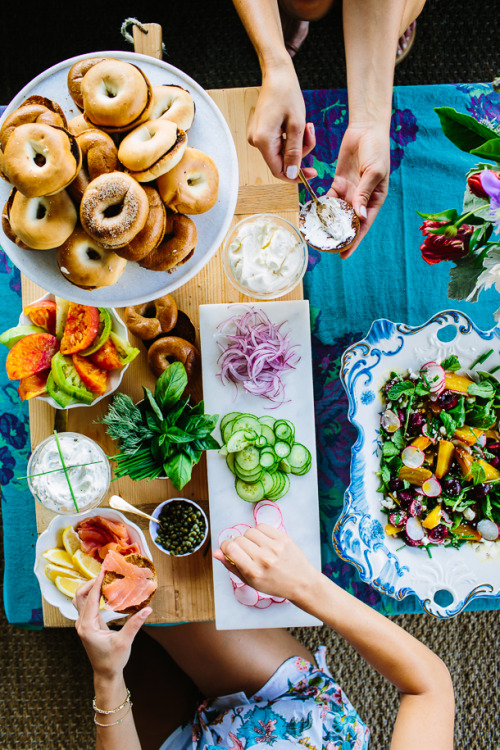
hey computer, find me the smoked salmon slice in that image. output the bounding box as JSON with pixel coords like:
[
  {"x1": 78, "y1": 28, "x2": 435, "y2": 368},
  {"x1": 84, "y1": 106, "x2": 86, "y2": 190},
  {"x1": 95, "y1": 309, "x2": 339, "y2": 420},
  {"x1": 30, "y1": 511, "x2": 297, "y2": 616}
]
[
  {"x1": 76, "y1": 516, "x2": 141, "y2": 560},
  {"x1": 101, "y1": 550, "x2": 157, "y2": 612}
]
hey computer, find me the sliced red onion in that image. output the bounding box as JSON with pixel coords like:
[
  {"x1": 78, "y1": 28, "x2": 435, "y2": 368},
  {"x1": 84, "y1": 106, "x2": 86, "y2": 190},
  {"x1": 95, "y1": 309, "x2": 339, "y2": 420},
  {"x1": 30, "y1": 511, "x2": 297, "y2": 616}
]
[
  {"x1": 406, "y1": 516, "x2": 425, "y2": 541},
  {"x1": 441, "y1": 509, "x2": 452, "y2": 525},
  {"x1": 253, "y1": 501, "x2": 284, "y2": 529},
  {"x1": 422, "y1": 477, "x2": 441, "y2": 497},
  {"x1": 234, "y1": 584, "x2": 259, "y2": 607},
  {"x1": 420, "y1": 362, "x2": 446, "y2": 395},
  {"x1": 380, "y1": 409, "x2": 401, "y2": 433},
  {"x1": 216, "y1": 307, "x2": 301, "y2": 407},
  {"x1": 477, "y1": 519, "x2": 500, "y2": 541},
  {"x1": 401, "y1": 446, "x2": 425, "y2": 468}
]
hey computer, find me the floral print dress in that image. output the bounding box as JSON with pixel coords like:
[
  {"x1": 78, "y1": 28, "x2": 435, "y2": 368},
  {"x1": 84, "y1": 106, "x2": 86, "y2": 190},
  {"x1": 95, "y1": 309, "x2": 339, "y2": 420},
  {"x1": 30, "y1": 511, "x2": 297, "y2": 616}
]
[{"x1": 159, "y1": 647, "x2": 369, "y2": 750}]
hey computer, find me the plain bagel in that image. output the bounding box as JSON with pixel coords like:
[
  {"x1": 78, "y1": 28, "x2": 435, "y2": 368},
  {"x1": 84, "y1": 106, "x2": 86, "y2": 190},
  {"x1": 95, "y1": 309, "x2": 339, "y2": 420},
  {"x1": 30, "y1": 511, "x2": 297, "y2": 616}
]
[
  {"x1": 67, "y1": 57, "x2": 110, "y2": 110},
  {"x1": 150, "y1": 85, "x2": 195, "y2": 132},
  {"x1": 118, "y1": 120, "x2": 187, "y2": 182},
  {"x1": 156, "y1": 146, "x2": 218, "y2": 214},
  {"x1": 79, "y1": 172, "x2": 149, "y2": 250},
  {"x1": 69, "y1": 129, "x2": 120, "y2": 203},
  {"x1": 57, "y1": 226, "x2": 127, "y2": 289},
  {"x1": 0, "y1": 95, "x2": 67, "y2": 151},
  {"x1": 8, "y1": 188, "x2": 77, "y2": 250},
  {"x1": 0, "y1": 123, "x2": 81, "y2": 197},
  {"x1": 81, "y1": 59, "x2": 153, "y2": 133}
]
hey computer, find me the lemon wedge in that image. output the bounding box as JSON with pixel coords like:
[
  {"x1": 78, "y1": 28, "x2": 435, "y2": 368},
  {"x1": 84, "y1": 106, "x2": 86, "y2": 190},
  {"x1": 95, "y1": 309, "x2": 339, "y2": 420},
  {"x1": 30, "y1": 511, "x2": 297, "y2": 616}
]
[
  {"x1": 62, "y1": 526, "x2": 81, "y2": 556},
  {"x1": 44, "y1": 563, "x2": 82, "y2": 583},
  {"x1": 54, "y1": 575, "x2": 87, "y2": 599},
  {"x1": 42, "y1": 548, "x2": 74, "y2": 568},
  {"x1": 72, "y1": 549, "x2": 102, "y2": 579}
]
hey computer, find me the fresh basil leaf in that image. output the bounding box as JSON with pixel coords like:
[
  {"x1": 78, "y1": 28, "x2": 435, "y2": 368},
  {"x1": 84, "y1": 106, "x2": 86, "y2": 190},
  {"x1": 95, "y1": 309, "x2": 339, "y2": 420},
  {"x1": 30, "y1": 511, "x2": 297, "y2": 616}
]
[
  {"x1": 470, "y1": 461, "x2": 487, "y2": 485},
  {"x1": 441, "y1": 355, "x2": 461, "y2": 371},
  {"x1": 468, "y1": 381, "x2": 496, "y2": 398},
  {"x1": 387, "y1": 381, "x2": 414, "y2": 400},
  {"x1": 145, "y1": 411, "x2": 162, "y2": 433},
  {"x1": 164, "y1": 396, "x2": 190, "y2": 427},
  {"x1": 164, "y1": 452, "x2": 193, "y2": 490},
  {"x1": 155, "y1": 361, "x2": 188, "y2": 410},
  {"x1": 193, "y1": 435, "x2": 221, "y2": 451},
  {"x1": 143, "y1": 386, "x2": 164, "y2": 422},
  {"x1": 162, "y1": 426, "x2": 194, "y2": 444},
  {"x1": 182, "y1": 443, "x2": 202, "y2": 463},
  {"x1": 434, "y1": 107, "x2": 499, "y2": 153}
]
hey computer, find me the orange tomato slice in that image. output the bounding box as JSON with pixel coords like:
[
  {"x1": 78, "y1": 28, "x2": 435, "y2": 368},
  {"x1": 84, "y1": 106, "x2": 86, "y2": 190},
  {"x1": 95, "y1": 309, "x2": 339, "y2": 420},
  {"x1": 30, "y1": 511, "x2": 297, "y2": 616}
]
[
  {"x1": 89, "y1": 337, "x2": 123, "y2": 370},
  {"x1": 60, "y1": 304, "x2": 100, "y2": 355},
  {"x1": 23, "y1": 300, "x2": 57, "y2": 334},
  {"x1": 72, "y1": 354, "x2": 108, "y2": 395},
  {"x1": 6, "y1": 333, "x2": 59, "y2": 380},
  {"x1": 18, "y1": 369, "x2": 50, "y2": 400}
]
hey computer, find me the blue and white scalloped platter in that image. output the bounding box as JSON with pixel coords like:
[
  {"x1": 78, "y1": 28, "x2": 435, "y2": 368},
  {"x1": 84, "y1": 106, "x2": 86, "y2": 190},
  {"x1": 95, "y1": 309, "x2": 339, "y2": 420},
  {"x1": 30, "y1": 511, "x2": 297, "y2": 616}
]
[{"x1": 334, "y1": 310, "x2": 500, "y2": 618}]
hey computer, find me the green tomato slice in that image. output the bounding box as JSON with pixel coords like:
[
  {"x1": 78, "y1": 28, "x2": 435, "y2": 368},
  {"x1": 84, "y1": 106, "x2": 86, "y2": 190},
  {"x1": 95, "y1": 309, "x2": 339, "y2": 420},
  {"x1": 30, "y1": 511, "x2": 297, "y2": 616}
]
[
  {"x1": 46, "y1": 373, "x2": 80, "y2": 408},
  {"x1": 51, "y1": 352, "x2": 94, "y2": 404},
  {"x1": 0, "y1": 324, "x2": 46, "y2": 349},
  {"x1": 109, "y1": 331, "x2": 140, "y2": 366}
]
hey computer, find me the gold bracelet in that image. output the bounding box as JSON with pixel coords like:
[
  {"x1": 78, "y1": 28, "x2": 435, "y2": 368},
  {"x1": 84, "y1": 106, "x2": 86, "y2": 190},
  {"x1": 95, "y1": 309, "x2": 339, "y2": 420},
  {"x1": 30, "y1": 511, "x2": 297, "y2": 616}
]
[
  {"x1": 94, "y1": 701, "x2": 132, "y2": 727},
  {"x1": 93, "y1": 688, "x2": 131, "y2": 715}
]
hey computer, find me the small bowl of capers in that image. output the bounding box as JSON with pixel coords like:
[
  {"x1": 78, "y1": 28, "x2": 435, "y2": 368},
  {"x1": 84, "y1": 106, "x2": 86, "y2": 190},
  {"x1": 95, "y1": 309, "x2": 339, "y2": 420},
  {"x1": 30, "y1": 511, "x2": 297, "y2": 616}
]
[{"x1": 150, "y1": 498, "x2": 209, "y2": 557}]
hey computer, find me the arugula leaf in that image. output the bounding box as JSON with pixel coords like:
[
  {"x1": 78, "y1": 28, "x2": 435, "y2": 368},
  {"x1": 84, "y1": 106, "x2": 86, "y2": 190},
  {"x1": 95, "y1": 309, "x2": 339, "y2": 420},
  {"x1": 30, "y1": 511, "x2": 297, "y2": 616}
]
[
  {"x1": 155, "y1": 362, "x2": 188, "y2": 410},
  {"x1": 468, "y1": 381, "x2": 496, "y2": 399},
  {"x1": 439, "y1": 410, "x2": 457, "y2": 436},
  {"x1": 382, "y1": 441, "x2": 400, "y2": 458},
  {"x1": 466, "y1": 401, "x2": 495, "y2": 428},
  {"x1": 415, "y1": 381, "x2": 431, "y2": 396},
  {"x1": 387, "y1": 381, "x2": 414, "y2": 400},
  {"x1": 441, "y1": 355, "x2": 461, "y2": 371},
  {"x1": 448, "y1": 397, "x2": 466, "y2": 427},
  {"x1": 470, "y1": 462, "x2": 487, "y2": 485}
]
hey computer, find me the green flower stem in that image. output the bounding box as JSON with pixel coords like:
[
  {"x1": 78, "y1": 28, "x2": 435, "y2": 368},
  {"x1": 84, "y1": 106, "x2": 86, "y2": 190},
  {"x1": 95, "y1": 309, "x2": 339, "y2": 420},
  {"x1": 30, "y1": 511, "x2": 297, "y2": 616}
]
[
  {"x1": 20, "y1": 460, "x2": 103, "y2": 480},
  {"x1": 53, "y1": 429, "x2": 79, "y2": 513}
]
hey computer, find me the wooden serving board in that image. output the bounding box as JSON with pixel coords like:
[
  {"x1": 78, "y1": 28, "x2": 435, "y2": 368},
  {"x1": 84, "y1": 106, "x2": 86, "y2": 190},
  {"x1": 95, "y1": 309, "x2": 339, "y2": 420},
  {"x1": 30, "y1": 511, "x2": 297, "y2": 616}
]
[{"x1": 24, "y1": 85, "x2": 302, "y2": 627}]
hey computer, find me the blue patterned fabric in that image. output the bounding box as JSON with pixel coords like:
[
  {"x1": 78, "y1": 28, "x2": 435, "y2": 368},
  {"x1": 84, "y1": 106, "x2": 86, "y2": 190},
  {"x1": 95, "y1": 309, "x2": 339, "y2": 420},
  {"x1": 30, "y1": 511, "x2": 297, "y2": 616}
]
[
  {"x1": 159, "y1": 648, "x2": 369, "y2": 750},
  {"x1": 2, "y1": 84, "x2": 500, "y2": 625}
]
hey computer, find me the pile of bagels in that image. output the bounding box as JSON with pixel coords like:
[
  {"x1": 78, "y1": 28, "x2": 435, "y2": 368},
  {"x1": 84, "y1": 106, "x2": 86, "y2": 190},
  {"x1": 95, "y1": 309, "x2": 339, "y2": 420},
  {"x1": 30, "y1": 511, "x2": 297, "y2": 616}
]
[{"x1": 0, "y1": 56, "x2": 219, "y2": 290}]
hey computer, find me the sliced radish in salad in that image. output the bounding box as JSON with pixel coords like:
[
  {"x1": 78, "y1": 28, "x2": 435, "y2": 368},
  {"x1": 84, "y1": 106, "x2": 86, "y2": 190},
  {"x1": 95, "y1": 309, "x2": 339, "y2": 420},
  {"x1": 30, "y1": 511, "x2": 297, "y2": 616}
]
[
  {"x1": 477, "y1": 519, "x2": 500, "y2": 541},
  {"x1": 401, "y1": 446, "x2": 425, "y2": 468},
  {"x1": 271, "y1": 596, "x2": 287, "y2": 603},
  {"x1": 380, "y1": 409, "x2": 401, "y2": 433},
  {"x1": 422, "y1": 477, "x2": 441, "y2": 497},
  {"x1": 253, "y1": 501, "x2": 284, "y2": 528},
  {"x1": 406, "y1": 516, "x2": 425, "y2": 541},
  {"x1": 422, "y1": 423, "x2": 436, "y2": 443},
  {"x1": 420, "y1": 362, "x2": 446, "y2": 394}
]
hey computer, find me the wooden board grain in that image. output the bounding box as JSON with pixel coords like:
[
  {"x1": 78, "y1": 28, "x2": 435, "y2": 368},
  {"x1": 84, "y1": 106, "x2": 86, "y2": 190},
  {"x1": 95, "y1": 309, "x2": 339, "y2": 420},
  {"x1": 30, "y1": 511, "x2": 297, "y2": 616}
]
[{"x1": 25, "y1": 85, "x2": 301, "y2": 627}]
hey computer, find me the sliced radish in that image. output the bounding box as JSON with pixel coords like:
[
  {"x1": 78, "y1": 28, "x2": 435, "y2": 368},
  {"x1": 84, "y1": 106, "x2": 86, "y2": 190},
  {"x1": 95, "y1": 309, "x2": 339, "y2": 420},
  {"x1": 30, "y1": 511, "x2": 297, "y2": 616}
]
[
  {"x1": 441, "y1": 509, "x2": 452, "y2": 525},
  {"x1": 477, "y1": 519, "x2": 500, "y2": 541},
  {"x1": 422, "y1": 423, "x2": 436, "y2": 444},
  {"x1": 253, "y1": 501, "x2": 284, "y2": 529},
  {"x1": 234, "y1": 584, "x2": 259, "y2": 607},
  {"x1": 229, "y1": 571, "x2": 245, "y2": 588},
  {"x1": 422, "y1": 477, "x2": 441, "y2": 497},
  {"x1": 271, "y1": 596, "x2": 287, "y2": 604},
  {"x1": 478, "y1": 433, "x2": 487, "y2": 448},
  {"x1": 420, "y1": 362, "x2": 445, "y2": 394},
  {"x1": 381, "y1": 409, "x2": 401, "y2": 433},
  {"x1": 401, "y1": 446, "x2": 425, "y2": 468},
  {"x1": 255, "y1": 589, "x2": 273, "y2": 599},
  {"x1": 254, "y1": 597, "x2": 273, "y2": 609},
  {"x1": 406, "y1": 516, "x2": 425, "y2": 541},
  {"x1": 218, "y1": 527, "x2": 242, "y2": 547},
  {"x1": 232, "y1": 523, "x2": 252, "y2": 535}
]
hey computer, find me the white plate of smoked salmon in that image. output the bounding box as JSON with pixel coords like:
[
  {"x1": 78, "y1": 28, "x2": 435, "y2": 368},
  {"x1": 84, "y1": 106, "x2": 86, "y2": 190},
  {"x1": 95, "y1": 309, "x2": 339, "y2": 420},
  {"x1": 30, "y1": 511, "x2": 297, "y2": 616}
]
[{"x1": 34, "y1": 508, "x2": 152, "y2": 621}]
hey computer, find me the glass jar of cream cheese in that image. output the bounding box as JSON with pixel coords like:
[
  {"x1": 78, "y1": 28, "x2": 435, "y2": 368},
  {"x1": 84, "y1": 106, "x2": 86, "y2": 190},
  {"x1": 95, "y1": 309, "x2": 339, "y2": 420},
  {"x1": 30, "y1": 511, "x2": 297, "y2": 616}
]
[
  {"x1": 222, "y1": 214, "x2": 308, "y2": 299},
  {"x1": 27, "y1": 432, "x2": 110, "y2": 515}
]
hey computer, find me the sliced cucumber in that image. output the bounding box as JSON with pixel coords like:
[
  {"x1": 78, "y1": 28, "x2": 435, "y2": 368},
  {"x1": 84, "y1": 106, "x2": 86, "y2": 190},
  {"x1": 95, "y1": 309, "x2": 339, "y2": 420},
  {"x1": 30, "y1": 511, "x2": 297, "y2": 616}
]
[
  {"x1": 221, "y1": 411, "x2": 242, "y2": 431},
  {"x1": 235, "y1": 479, "x2": 265, "y2": 503},
  {"x1": 260, "y1": 425, "x2": 276, "y2": 446},
  {"x1": 227, "y1": 430, "x2": 256, "y2": 453},
  {"x1": 279, "y1": 458, "x2": 291, "y2": 473},
  {"x1": 226, "y1": 452, "x2": 236, "y2": 474},
  {"x1": 288, "y1": 443, "x2": 311, "y2": 470},
  {"x1": 274, "y1": 441, "x2": 291, "y2": 458},
  {"x1": 255, "y1": 435, "x2": 267, "y2": 449},
  {"x1": 222, "y1": 419, "x2": 238, "y2": 444},
  {"x1": 259, "y1": 448, "x2": 277, "y2": 469},
  {"x1": 261, "y1": 471, "x2": 274, "y2": 496},
  {"x1": 235, "y1": 445, "x2": 261, "y2": 471},
  {"x1": 274, "y1": 420, "x2": 294, "y2": 442},
  {"x1": 259, "y1": 415, "x2": 277, "y2": 429},
  {"x1": 231, "y1": 416, "x2": 262, "y2": 435},
  {"x1": 234, "y1": 464, "x2": 264, "y2": 482}
]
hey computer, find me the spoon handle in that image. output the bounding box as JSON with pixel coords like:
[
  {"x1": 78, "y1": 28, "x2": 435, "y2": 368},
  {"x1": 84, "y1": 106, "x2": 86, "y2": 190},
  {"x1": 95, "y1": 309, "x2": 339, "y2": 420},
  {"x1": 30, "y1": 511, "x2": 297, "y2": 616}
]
[
  {"x1": 109, "y1": 494, "x2": 159, "y2": 524},
  {"x1": 298, "y1": 168, "x2": 320, "y2": 205}
]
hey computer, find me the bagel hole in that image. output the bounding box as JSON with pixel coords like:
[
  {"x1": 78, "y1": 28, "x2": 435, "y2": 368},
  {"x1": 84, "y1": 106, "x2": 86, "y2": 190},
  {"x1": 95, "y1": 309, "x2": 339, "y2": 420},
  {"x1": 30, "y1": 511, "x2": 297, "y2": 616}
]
[
  {"x1": 36, "y1": 203, "x2": 47, "y2": 220},
  {"x1": 103, "y1": 202, "x2": 124, "y2": 219},
  {"x1": 86, "y1": 246, "x2": 102, "y2": 262},
  {"x1": 34, "y1": 153, "x2": 46, "y2": 168},
  {"x1": 103, "y1": 78, "x2": 118, "y2": 99},
  {"x1": 187, "y1": 175, "x2": 203, "y2": 186},
  {"x1": 144, "y1": 305, "x2": 157, "y2": 319}
]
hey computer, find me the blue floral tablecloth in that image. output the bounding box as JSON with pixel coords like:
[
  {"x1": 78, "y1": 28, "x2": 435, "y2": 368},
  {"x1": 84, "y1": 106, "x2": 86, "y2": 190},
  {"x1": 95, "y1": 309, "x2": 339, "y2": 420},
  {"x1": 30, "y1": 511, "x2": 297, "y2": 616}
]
[{"x1": 2, "y1": 82, "x2": 500, "y2": 626}]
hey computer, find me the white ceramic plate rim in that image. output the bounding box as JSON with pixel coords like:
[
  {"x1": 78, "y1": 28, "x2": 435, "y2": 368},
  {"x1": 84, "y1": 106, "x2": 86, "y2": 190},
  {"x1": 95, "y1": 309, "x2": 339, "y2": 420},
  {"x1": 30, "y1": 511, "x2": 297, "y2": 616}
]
[
  {"x1": 18, "y1": 292, "x2": 129, "y2": 409},
  {"x1": 34, "y1": 507, "x2": 152, "y2": 622},
  {"x1": 0, "y1": 50, "x2": 239, "y2": 306}
]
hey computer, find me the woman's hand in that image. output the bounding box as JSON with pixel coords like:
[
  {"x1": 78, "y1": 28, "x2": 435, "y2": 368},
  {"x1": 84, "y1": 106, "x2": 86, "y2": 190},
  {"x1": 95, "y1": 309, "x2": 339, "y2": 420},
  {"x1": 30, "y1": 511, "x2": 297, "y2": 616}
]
[
  {"x1": 328, "y1": 121, "x2": 390, "y2": 258},
  {"x1": 213, "y1": 524, "x2": 321, "y2": 603},
  {"x1": 73, "y1": 569, "x2": 152, "y2": 680},
  {"x1": 248, "y1": 60, "x2": 316, "y2": 181}
]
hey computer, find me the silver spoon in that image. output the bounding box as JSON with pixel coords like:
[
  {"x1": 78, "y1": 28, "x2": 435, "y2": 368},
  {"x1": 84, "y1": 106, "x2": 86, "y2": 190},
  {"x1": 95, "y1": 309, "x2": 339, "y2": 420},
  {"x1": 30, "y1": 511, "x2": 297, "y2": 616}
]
[
  {"x1": 298, "y1": 168, "x2": 336, "y2": 231},
  {"x1": 109, "y1": 494, "x2": 160, "y2": 524}
]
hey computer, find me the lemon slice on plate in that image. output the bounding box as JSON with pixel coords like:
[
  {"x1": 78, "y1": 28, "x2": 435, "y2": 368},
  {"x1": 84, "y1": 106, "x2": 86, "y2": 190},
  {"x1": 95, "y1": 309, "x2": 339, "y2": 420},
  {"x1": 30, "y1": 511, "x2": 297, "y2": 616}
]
[
  {"x1": 72, "y1": 550, "x2": 102, "y2": 579},
  {"x1": 54, "y1": 575, "x2": 87, "y2": 599},
  {"x1": 42, "y1": 548, "x2": 74, "y2": 568},
  {"x1": 62, "y1": 526, "x2": 81, "y2": 556},
  {"x1": 44, "y1": 563, "x2": 82, "y2": 583}
]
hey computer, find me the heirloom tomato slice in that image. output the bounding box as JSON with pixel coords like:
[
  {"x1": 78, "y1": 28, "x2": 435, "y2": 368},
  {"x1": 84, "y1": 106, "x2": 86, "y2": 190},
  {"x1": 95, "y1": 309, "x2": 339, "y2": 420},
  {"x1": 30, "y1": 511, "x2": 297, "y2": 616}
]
[
  {"x1": 60, "y1": 304, "x2": 100, "y2": 355},
  {"x1": 18, "y1": 369, "x2": 50, "y2": 400},
  {"x1": 89, "y1": 337, "x2": 123, "y2": 370},
  {"x1": 23, "y1": 300, "x2": 57, "y2": 334},
  {"x1": 51, "y1": 352, "x2": 94, "y2": 404},
  {"x1": 72, "y1": 354, "x2": 108, "y2": 395},
  {"x1": 6, "y1": 333, "x2": 59, "y2": 380}
]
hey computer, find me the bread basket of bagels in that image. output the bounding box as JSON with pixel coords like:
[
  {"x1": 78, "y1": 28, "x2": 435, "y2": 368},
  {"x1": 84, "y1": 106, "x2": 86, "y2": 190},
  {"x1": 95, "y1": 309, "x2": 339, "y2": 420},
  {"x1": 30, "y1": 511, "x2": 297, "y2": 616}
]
[{"x1": 0, "y1": 51, "x2": 238, "y2": 307}]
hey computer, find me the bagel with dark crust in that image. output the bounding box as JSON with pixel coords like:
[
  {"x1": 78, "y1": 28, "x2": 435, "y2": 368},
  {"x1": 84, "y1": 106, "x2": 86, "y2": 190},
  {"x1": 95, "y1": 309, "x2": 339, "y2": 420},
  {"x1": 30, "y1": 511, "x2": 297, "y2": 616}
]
[
  {"x1": 124, "y1": 294, "x2": 178, "y2": 340},
  {"x1": 148, "y1": 335, "x2": 201, "y2": 381},
  {"x1": 139, "y1": 212, "x2": 196, "y2": 272},
  {"x1": 68, "y1": 129, "x2": 120, "y2": 204},
  {"x1": 67, "y1": 57, "x2": 111, "y2": 110},
  {"x1": 0, "y1": 96, "x2": 67, "y2": 151}
]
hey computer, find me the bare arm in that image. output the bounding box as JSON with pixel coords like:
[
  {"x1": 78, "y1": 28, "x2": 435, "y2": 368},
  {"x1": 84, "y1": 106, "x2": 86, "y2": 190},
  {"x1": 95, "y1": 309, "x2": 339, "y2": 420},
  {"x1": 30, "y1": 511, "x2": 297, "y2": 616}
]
[
  {"x1": 231, "y1": 0, "x2": 316, "y2": 179},
  {"x1": 215, "y1": 525, "x2": 454, "y2": 750}
]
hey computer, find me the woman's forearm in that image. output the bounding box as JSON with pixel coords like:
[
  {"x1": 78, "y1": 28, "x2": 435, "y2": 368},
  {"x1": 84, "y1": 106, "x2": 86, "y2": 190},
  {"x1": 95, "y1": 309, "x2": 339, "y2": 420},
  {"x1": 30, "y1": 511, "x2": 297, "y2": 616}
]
[
  {"x1": 342, "y1": 0, "x2": 404, "y2": 127},
  {"x1": 232, "y1": 0, "x2": 291, "y2": 71},
  {"x1": 94, "y1": 672, "x2": 141, "y2": 750}
]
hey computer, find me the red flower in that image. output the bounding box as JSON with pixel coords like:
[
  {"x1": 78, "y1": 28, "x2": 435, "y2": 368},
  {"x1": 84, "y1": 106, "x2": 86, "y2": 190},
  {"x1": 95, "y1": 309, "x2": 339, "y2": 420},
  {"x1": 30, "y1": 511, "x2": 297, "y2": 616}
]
[
  {"x1": 468, "y1": 170, "x2": 500, "y2": 200},
  {"x1": 419, "y1": 220, "x2": 474, "y2": 265}
]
